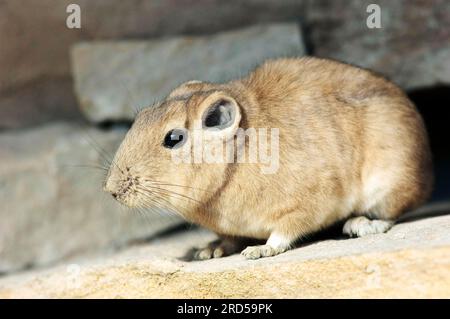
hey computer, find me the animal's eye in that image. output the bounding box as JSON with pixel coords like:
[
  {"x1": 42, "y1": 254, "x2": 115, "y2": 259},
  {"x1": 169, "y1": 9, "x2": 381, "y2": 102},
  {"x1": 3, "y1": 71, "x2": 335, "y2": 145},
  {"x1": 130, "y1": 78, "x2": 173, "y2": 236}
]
[{"x1": 163, "y1": 129, "x2": 187, "y2": 149}]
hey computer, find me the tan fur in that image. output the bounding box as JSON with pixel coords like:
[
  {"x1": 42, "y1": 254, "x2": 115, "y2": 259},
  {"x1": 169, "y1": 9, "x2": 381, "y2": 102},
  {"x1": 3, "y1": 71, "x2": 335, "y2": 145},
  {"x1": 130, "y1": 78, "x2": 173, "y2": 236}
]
[{"x1": 104, "y1": 57, "x2": 433, "y2": 259}]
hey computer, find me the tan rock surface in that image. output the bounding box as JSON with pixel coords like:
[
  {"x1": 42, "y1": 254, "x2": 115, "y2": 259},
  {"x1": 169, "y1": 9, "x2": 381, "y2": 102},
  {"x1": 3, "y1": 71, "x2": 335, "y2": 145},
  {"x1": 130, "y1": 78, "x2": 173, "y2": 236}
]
[{"x1": 1, "y1": 215, "x2": 449, "y2": 298}]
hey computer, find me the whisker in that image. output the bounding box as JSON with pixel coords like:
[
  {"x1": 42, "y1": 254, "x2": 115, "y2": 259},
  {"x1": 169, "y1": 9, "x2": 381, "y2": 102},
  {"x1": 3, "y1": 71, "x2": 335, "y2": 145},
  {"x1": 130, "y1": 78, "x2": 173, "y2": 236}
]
[
  {"x1": 139, "y1": 203, "x2": 183, "y2": 226},
  {"x1": 134, "y1": 206, "x2": 155, "y2": 225},
  {"x1": 79, "y1": 127, "x2": 125, "y2": 175},
  {"x1": 135, "y1": 186, "x2": 244, "y2": 233},
  {"x1": 140, "y1": 185, "x2": 201, "y2": 203},
  {"x1": 61, "y1": 164, "x2": 109, "y2": 171},
  {"x1": 117, "y1": 78, "x2": 142, "y2": 117},
  {"x1": 80, "y1": 130, "x2": 113, "y2": 164},
  {"x1": 137, "y1": 184, "x2": 202, "y2": 204},
  {"x1": 135, "y1": 188, "x2": 186, "y2": 219},
  {"x1": 143, "y1": 180, "x2": 213, "y2": 194}
]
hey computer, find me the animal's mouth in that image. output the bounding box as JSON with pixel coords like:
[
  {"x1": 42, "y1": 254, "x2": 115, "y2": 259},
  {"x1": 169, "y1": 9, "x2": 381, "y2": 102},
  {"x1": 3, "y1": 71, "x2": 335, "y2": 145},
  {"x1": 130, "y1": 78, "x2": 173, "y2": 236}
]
[
  {"x1": 104, "y1": 173, "x2": 140, "y2": 207},
  {"x1": 109, "y1": 188, "x2": 136, "y2": 208}
]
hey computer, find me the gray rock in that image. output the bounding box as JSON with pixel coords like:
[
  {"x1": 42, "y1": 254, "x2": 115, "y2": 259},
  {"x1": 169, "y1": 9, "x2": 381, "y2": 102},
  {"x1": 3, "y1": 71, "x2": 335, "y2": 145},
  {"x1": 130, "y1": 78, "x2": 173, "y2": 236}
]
[
  {"x1": 0, "y1": 0, "x2": 305, "y2": 129},
  {"x1": 4, "y1": 0, "x2": 448, "y2": 129},
  {"x1": 0, "y1": 78, "x2": 85, "y2": 130},
  {"x1": 0, "y1": 123, "x2": 182, "y2": 273},
  {"x1": 71, "y1": 23, "x2": 306, "y2": 122},
  {"x1": 305, "y1": 0, "x2": 450, "y2": 90}
]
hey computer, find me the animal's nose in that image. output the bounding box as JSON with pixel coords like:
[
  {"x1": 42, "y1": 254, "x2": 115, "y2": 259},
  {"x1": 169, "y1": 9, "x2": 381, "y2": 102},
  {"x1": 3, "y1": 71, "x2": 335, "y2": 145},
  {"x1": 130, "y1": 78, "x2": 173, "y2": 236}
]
[
  {"x1": 103, "y1": 176, "x2": 116, "y2": 195},
  {"x1": 105, "y1": 184, "x2": 119, "y2": 200},
  {"x1": 104, "y1": 175, "x2": 123, "y2": 201}
]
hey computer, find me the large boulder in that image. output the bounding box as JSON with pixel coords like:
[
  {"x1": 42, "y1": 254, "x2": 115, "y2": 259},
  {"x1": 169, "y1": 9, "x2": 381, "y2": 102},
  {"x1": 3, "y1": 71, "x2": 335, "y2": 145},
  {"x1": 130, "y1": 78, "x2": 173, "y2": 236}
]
[
  {"x1": 71, "y1": 23, "x2": 306, "y2": 122},
  {"x1": 0, "y1": 0, "x2": 305, "y2": 129},
  {"x1": 3, "y1": 0, "x2": 449, "y2": 129},
  {"x1": 0, "y1": 123, "x2": 182, "y2": 273},
  {"x1": 305, "y1": 0, "x2": 450, "y2": 90}
]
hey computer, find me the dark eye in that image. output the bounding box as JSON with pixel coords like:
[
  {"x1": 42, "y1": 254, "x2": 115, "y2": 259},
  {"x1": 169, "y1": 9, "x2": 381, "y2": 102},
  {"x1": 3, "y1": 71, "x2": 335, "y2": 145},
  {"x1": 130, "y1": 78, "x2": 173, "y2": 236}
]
[{"x1": 163, "y1": 129, "x2": 187, "y2": 149}]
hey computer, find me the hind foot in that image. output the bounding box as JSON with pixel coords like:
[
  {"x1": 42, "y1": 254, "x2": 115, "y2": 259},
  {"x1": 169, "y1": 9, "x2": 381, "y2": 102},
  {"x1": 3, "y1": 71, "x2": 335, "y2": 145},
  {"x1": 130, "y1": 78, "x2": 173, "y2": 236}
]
[
  {"x1": 343, "y1": 216, "x2": 393, "y2": 237},
  {"x1": 192, "y1": 236, "x2": 248, "y2": 260}
]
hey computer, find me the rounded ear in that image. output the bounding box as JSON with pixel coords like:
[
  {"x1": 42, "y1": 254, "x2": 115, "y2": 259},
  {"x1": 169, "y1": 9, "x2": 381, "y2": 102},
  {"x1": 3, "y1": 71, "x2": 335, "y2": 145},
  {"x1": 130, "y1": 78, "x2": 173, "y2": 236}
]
[
  {"x1": 168, "y1": 80, "x2": 204, "y2": 98},
  {"x1": 197, "y1": 91, "x2": 241, "y2": 140}
]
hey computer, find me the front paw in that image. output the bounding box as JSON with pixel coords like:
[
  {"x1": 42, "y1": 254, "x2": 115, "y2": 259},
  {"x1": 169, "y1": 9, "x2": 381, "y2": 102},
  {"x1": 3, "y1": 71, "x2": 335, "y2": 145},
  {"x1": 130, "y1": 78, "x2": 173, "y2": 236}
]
[{"x1": 241, "y1": 245, "x2": 287, "y2": 260}]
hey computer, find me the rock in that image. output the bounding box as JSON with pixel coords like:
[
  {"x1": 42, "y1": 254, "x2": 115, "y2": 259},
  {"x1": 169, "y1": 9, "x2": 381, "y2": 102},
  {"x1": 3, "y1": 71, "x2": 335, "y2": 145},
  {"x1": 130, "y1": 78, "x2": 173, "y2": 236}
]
[
  {"x1": 305, "y1": 0, "x2": 450, "y2": 90},
  {"x1": 0, "y1": 0, "x2": 305, "y2": 129},
  {"x1": 71, "y1": 23, "x2": 305, "y2": 122},
  {"x1": 0, "y1": 215, "x2": 449, "y2": 298},
  {"x1": 3, "y1": 0, "x2": 449, "y2": 129},
  {"x1": 0, "y1": 123, "x2": 182, "y2": 273},
  {"x1": 0, "y1": 78, "x2": 85, "y2": 130}
]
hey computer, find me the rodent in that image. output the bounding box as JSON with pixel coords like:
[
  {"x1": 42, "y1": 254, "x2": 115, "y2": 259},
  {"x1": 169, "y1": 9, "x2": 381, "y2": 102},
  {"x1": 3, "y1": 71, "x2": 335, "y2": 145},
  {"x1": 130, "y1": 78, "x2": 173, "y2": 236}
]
[{"x1": 104, "y1": 57, "x2": 434, "y2": 260}]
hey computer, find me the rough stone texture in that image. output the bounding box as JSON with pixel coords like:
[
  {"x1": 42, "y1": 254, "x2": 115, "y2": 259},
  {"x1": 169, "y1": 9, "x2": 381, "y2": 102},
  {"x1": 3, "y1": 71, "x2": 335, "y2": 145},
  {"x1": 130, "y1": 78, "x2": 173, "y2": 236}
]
[
  {"x1": 0, "y1": 0, "x2": 305, "y2": 129},
  {"x1": 71, "y1": 23, "x2": 305, "y2": 122},
  {"x1": 0, "y1": 215, "x2": 449, "y2": 298},
  {"x1": 305, "y1": 0, "x2": 450, "y2": 90},
  {"x1": 0, "y1": 78, "x2": 85, "y2": 130},
  {"x1": 3, "y1": 0, "x2": 449, "y2": 128},
  {"x1": 0, "y1": 123, "x2": 182, "y2": 273}
]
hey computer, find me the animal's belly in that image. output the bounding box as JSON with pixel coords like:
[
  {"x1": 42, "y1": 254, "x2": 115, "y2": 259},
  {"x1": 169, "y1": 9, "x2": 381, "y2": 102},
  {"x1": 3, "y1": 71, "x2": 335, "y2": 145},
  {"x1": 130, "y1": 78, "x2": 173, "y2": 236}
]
[{"x1": 216, "y1": 213, "x2": 271, "y2": 239}]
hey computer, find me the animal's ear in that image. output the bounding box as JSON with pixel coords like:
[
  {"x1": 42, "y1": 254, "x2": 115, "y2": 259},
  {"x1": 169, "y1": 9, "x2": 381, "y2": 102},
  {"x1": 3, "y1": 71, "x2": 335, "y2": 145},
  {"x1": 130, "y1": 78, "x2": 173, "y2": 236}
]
[
  {"x1": 168, "y1": 80, "x2": 203, "y2": 98},
  {"x1": 198, "y1": 91, "x2": 241, "y2": 140}
]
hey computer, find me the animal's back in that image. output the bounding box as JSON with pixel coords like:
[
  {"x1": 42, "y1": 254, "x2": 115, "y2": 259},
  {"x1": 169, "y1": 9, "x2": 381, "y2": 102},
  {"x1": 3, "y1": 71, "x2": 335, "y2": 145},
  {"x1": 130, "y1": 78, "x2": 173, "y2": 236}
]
[{"x1": 238, "y1": 57, "x2": 432, "y2": 222}]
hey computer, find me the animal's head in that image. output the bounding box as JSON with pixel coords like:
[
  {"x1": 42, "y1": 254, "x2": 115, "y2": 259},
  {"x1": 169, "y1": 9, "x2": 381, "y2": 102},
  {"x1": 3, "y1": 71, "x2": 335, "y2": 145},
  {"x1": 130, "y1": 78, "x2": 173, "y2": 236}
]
[{"x1": 103, "y1": 81, "x2": 244, "y2": 215}]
